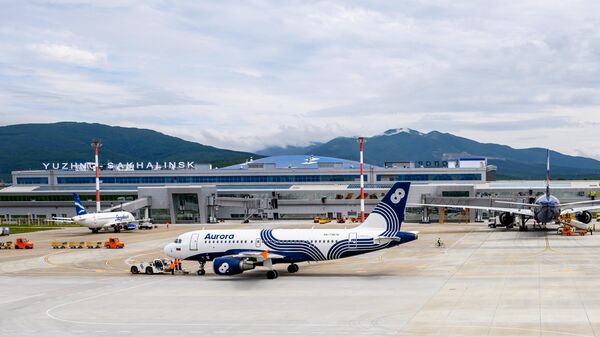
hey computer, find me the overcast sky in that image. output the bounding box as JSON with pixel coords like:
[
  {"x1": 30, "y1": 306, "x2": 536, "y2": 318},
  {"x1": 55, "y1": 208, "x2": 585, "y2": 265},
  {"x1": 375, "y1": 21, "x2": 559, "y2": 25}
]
[{"x1": 2, "y1": 1, "x2": 600, "y2": 158}]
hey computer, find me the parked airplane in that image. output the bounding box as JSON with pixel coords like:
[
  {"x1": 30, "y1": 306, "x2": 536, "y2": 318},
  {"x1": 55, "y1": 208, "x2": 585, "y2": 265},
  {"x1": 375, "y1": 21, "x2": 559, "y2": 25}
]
[
  {"x1": 52, "y1": 193, "x2": 137, "y2": 233},
  {"x1": 410, "y1": 150, "x2": 600, "y2": 231},
  {"x1": 164, "y1": 182, "x2": 418, "y2": 279}
]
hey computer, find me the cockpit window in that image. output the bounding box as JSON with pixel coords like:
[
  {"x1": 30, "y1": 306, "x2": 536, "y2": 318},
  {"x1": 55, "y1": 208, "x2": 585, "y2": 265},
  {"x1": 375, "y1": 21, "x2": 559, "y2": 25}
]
[{"x1": 174, "y1": 238, "x2": 182, "y2": 244}]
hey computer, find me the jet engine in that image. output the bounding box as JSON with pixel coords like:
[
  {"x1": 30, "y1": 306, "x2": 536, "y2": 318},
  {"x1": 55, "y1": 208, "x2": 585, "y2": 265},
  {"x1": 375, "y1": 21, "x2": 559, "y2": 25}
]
[
  {"x1": 577, "y1": 211, "x2": 592, "y2": 224},
  {"x1": 499, "y1": 212, "x2": 515, "y2": 226},
  {"x1": 213, "y1": 257, "x2": 255, "y2": 275}
]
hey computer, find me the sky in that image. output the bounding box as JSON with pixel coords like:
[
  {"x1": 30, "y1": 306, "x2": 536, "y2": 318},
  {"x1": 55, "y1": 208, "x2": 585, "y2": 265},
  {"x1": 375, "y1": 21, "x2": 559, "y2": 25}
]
[{"x1": 2, "y1": 1, "x2": 600, "y2": 158}]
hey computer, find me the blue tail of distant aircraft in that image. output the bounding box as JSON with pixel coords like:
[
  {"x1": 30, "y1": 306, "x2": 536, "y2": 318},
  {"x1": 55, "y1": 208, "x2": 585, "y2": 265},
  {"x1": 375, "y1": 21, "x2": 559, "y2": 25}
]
[
  {"x1": 73, "y1": 193, "x2": 87, "y2": 215},
  {"x1": 546, "y1": 149, "x2": 551, "y2": 198},
  {"x1": 358, "y1": 182, "x2": 411, "y2": 236}
]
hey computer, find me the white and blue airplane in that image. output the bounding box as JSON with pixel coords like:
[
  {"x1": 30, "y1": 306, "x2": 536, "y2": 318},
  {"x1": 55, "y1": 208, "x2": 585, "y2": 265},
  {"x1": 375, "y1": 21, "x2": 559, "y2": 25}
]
[
  {"x1": 164, "y1": 182, "x2": 418, "y2": 279},
  {"x1": 51, "y1": 193, "x2": 136, "y2": 233},
  {"x1": 410, "y1": 150, "x2": 600, "y2": 231}
]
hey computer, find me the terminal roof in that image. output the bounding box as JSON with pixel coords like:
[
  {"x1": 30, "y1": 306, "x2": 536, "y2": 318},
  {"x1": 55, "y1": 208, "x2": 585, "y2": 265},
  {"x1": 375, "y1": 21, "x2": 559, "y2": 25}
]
[{"x1": 221, "y1": 155, "x2": 377, "y2": 170}]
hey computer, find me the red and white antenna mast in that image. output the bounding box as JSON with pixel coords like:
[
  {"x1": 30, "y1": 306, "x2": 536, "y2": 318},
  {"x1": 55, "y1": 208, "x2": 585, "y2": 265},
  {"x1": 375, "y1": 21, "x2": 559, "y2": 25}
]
[
  {"x1": 357, "y1": 137, "x2": 366, "y2": 222},
  {"x1": 91, "y1": 139, "x2": 102, "y2": 212}
]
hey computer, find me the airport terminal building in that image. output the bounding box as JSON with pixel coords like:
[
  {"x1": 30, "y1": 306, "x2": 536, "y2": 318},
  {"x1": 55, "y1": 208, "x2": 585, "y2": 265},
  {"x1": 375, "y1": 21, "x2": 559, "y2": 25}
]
[{"x1": 1, "y1": 155, "x2": 598, "y2": 224}]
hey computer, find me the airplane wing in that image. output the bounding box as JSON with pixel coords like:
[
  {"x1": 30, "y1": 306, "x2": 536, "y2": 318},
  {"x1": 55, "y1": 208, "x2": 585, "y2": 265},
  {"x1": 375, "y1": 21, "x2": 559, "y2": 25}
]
[
  {"x1": 559, "y1": 200, "x2": 600, "y2": 207},
  {"x1": 227, "y1": 250, "x2": 285, "y2": 262},
  {"x1": 561, "y1": 205, "x2": 600, "y2": 215},
  {"x1": 48, "y1": 217, "x2": 74, "y2": 224},
  {"x1": 494, "y1": 201, "x2": 537, "y2": 207},
  {"x1": 373, "y1": 236, "x2": 402, "y2": 244},
  {"x1": 407, "y1": 203, "x2": 535, "y2": 217},
  {"x1": 374, "y1": 231, "x2": 420, "y2": 244},
  {"x1": 100, "y1": 219, "x2": 133, "y2": 228}
]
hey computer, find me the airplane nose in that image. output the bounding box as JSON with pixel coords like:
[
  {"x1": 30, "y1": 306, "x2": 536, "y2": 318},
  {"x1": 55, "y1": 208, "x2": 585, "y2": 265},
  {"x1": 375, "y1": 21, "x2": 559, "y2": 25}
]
[{"x1": 164, "y1": 243, "x2": 173, "y2": 257}]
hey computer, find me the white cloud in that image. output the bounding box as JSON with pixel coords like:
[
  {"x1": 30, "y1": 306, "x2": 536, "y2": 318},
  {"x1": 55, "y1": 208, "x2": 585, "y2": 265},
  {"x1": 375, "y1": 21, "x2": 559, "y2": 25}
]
[
  {"x1": 1, "y1": 1, "x2": 600, "y2": 158},
  {"x1": 31, "y1": 43, "x2": 106, "y2": 66}
]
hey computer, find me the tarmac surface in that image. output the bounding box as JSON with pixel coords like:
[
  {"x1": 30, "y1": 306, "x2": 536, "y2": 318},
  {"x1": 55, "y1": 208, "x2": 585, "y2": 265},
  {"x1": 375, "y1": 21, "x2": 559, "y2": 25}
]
[{"x1": 2, "y1": 221, "x2": 600, "y2": 336}]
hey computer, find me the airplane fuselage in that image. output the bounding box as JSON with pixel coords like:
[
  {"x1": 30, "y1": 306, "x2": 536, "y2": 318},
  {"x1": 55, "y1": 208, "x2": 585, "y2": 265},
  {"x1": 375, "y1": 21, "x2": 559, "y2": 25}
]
[
  {"x1": 533, "y1": 194, "x2": 561, "y2": 224},
  {"x1": 72, "y1": 211, "x2": 135, "y2": 229},
  {"x1": 163, "y1": 182, "x2": 415, "y2": 278},
  {"x1": 164, "y1": 228, "x2": 418, "y2": 263}
]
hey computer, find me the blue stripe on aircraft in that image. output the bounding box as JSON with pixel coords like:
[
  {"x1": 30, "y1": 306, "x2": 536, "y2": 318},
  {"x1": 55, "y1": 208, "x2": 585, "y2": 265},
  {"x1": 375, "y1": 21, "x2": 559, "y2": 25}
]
[{"x1": 260, "y1": 229, "x2": 327, "y2": 261}]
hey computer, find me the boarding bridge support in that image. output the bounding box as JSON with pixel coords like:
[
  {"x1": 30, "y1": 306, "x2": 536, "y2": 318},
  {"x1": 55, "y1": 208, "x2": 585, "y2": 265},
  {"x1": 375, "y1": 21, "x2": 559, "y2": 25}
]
[{"x1": 420, "y1": 194, "x2": 431, "y2": 223}]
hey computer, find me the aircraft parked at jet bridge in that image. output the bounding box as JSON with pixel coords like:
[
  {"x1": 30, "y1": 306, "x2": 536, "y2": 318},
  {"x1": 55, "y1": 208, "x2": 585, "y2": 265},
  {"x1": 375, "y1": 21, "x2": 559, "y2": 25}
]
[
  {"x1": 164, "y1": 182, "x2": 418, "y2": 279},
  {"x1": 409, "y1": 150, "x2": 600, "y2": 231},
  {"x1": 51, "y1": 193, "x2": 138, "y2": 233}
]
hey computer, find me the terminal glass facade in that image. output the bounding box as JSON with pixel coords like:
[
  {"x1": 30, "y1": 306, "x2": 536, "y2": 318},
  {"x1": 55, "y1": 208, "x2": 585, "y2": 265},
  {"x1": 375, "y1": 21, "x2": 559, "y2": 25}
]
[
  {"x1": 377, "y1": 173, "x2": 482, "y2": 181},
  {"x1": 16, "y1": 177, "x2": 49, "y2": 185},
  {"x1": 55, "y1": 175, "x2": 362, "y2": 185},
  {"x1": 172, "y1": 193, "x2": 199, "y2": 223},
  {"x1": 0, "y1": 194, "x2": 136, "y2": 202}
]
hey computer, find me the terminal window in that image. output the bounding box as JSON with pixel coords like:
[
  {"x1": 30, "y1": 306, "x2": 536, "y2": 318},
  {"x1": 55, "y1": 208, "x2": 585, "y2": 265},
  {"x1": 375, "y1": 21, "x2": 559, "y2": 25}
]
[
  {"x1": 16, "y1": 177, "x2": 49, "y2": 185},
  {"x1": 376, "y1": 174, "x2": 482, "y2": 182},
  {"x1": 57, "y1": 175, "x2": 362, "y2": 184}
]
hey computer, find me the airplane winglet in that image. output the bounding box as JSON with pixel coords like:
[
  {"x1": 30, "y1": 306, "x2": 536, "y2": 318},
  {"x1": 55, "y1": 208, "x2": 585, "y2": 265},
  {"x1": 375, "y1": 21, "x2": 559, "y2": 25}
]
[{"x1": 260, "y1": 249, "x2": 269, "y2": 260}]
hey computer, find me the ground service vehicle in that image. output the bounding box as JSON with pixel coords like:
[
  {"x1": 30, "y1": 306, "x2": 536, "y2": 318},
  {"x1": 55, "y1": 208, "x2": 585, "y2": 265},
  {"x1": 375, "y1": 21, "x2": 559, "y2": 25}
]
[
  {"x1": 86, "y1": 241, "x2": 102, "y2": 249},
  {"x1": 104, "y1": 237, "x2": 124, "y2": 249},
  {"x1": 138, "y1": 221, "x2": 153, "y2": 230},
  {"x1": 130, "y1": 259, "x2": 170, "y2": 274},
  {"x1": 68, "y1": 241, "x2": 85, "y2": 249},
  {"x1": 14, "y1": 238, "x2": 34, "y2": 249},
  {"x1": 51, "y1": 241, "x2": 67, "y2": 249},
  {"x1": 0, "y1": 241, "x2": 13, "y2": 249}
]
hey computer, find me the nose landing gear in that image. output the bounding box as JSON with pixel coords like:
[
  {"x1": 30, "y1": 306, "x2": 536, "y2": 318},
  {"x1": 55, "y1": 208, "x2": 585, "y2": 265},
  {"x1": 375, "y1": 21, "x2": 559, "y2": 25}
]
[{"x1": 197, "y1": 261, "x2": 206, "y2": 276}]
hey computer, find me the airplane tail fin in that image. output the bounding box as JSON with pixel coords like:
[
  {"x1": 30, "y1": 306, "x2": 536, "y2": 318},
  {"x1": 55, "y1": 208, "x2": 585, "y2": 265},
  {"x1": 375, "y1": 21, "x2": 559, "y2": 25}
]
[
  {"x1": 73, "y1": 193, "x2": 87, "y2": 215},
  {"x1": 357, "y1": 182, "x2": 410, "y2": 235},
  {"x1": 546, "y1": 149, "x2": 551, "y2": 198}
]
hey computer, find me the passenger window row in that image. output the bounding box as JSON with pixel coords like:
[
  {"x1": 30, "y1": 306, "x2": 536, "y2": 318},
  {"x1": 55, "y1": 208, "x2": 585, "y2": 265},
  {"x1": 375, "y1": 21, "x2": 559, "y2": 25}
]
[
  {"x1": 205, "y1": 240, "x2": 249, "y2": 244},
  {"x1": 203, "y1": 239, "x2": 340, "y2": 244}
]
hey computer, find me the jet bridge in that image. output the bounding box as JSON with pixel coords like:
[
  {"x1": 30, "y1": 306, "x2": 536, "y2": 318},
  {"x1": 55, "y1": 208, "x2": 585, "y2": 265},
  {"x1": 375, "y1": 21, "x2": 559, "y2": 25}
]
[
  {"x1": 218, "y1": 196, "x2": 268, "y2": 222},
  {"x1": 103, "y1": 197, "x2": 151, "y2": 213},
  {"x1": 137, "y1": 185, "x2": 218, "y2": 224},
  {"x1": 419, "y1": 196, "x2": 514, "y2": 223}
]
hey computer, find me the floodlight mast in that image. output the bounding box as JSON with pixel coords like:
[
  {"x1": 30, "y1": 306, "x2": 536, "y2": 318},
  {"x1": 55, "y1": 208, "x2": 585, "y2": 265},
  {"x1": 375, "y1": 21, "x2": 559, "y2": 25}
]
[
  {"x1": 91, "y1": 139, "x2": 102, "y2": 212},
  {"x1": 357, "y1": 137, "x2": 366, "y2": 223}
]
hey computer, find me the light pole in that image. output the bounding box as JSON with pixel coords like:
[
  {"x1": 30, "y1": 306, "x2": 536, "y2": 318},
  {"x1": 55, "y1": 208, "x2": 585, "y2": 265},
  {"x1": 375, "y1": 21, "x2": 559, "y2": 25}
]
[
  {"x1": 357, "y1": 137, "x2": 366, "y2": 222},
  {"x1": 91, "y1": 139, "x2": 102, "y2": 213}
]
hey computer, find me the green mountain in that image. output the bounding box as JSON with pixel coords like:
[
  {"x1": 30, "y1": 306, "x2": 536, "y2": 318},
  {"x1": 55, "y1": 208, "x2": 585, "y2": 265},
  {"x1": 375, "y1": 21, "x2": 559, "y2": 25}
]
[
  {"x1": 258, "y1": 128, "x2": 600, "y2": 179},
  {"x1": 0, "y1": 122, "x2": 258, "y2": 182}
]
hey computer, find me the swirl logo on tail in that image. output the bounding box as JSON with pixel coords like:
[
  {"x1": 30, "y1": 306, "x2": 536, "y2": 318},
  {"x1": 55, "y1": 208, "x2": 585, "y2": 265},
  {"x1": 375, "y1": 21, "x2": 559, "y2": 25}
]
[{"x1": 357, "y1": 182, "x2": 411, "y2": 235}]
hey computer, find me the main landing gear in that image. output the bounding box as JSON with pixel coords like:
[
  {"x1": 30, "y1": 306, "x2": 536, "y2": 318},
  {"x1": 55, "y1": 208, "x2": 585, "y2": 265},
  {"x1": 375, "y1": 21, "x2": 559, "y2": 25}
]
[
  {"x1": 266, "y1": 264, "x2": 299, "y2": 279},
  {"x1": 197, "y1": 261, "x2": 206, "y2": 276},
  {"x1": 287, "y1": 263, "x2": 299, "y2": 273},
  {"x1": 113, "y1": 225, "x2": 121, "y2": 233},
  {"x1": 91, "y1": 228, "x2": 99, "y2": 233},
  {"x1": 518, "y1": 216, "x2": 529, "y2": 232}
]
